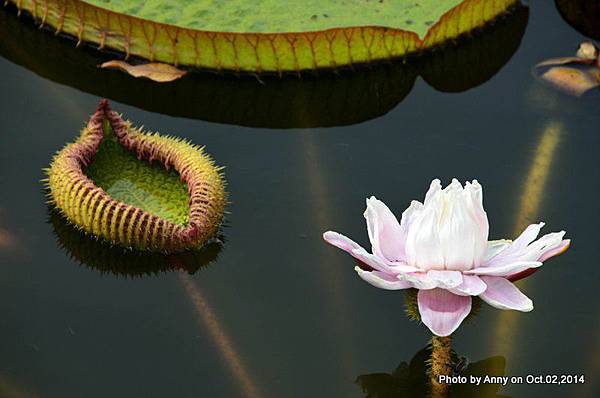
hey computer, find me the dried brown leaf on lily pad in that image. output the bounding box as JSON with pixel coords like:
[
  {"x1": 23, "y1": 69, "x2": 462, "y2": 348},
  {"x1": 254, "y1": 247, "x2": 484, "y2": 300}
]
[
  {"x1": 100, "y1": 60, "x2": 187, "y2": 83},
  {"x1": 534, "y1": 41, "x2": 600, "y2": 96}
]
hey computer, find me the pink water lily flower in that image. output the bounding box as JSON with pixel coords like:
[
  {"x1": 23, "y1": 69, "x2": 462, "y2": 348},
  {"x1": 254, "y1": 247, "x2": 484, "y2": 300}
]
[{"x1": 323, "y1": 179, "x2": 570, "y2": 337}]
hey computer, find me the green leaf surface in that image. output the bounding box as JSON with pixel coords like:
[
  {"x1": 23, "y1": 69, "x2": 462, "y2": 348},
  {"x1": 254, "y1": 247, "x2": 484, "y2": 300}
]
[
  {"x1": 9, "y1": 0, "x2": 519, "y2": 72},
  {"x1": 89, "y1": 0, "x2": 461, "y2": 37},
  {"x1": 85, "y1": 120, "x2": 190, "y2": 226}
]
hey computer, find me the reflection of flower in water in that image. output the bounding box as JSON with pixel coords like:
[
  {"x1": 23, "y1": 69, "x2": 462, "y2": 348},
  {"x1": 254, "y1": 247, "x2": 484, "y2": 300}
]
[
  {"x1": 324, "y1": 179, "x2": 569, "y2": 337},
  {"x1": 48, "y1": 209, "x2": 223, "y2": 277},
  {"x1": 356, "y1": 346, "x2": 507, "y2": 398}
]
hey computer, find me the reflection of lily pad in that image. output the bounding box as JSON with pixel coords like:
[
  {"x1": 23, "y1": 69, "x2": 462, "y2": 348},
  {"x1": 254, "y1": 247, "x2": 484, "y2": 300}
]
[
  {"x1": 555, "y1": 0, "x2": 600, "y2": 40},
  {"x1": 0, "y1": 4, "x2": 527, "y2": 128},
  {"x1": 7, "y1": 0, "x2": 518, "y2": 72},
  {"x1": 46, "y1": 100, "x2": 226, "y2": 252},
  {"x1": 421, "y1": 4, "x2": 528, "y2": 93},
  {"x1": 49, "y1": 208, "x2": 222, "y2": 277},
  {"x1": 356, "y1": 346, "x2": 508, "y2": 398}
]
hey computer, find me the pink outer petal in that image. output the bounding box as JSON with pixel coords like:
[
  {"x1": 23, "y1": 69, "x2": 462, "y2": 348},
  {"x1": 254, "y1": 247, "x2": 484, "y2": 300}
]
[
  {"x1": 449, "y1": 275, "x2": 487, "y2": 296},
  {"x1": 483, "y1": 223, "x2": 544, "y2": 268},
  {"x1": 506, "y1": 268, "x2": 538, "y2": 283},
  {"x1": 323, "y1": 231, "x2": 419, "y2": 274},
  {"x1": 322, "y1": 231, "x2": 395, "y2": 273},
  {"x1": 539, "y1": 239, "x2": 571, "y2": 262},
  {"x1": 465, "y1": 261, "x2": 542, "y2": 277},
  {"x1": 398, "y1": 272, "x2": 439, "y2": 290},
  {"x1": 323, "y1": 231, "x2": 363, "y2": 253},
  {"x1": 364, "y1": 197, "x2": 405, "y2": 262},
  {"x1": 483, "y1": 224, "x2": 567, "y2": 271},
  {"x1": 484, "y1": 240, "x2": 511, "y2": 263},
  {"x1": 354, "y1": 267, "x2": 413, "y2": 290},
  {"x1": 508, "y1": 239, "x2": 570, "y2": 282},
  {"x1": 351, "y1": 248, "x2": 420, "y2": 274},
  {"x1": 478, "y1": 276, "x2": 533, "y2": 311},
  {"x1": 417, "y1": 289, "x2": 472, "y2": 337},
  {"x1": 426, "y1": 270, "x2": 463, "y2": 289}
]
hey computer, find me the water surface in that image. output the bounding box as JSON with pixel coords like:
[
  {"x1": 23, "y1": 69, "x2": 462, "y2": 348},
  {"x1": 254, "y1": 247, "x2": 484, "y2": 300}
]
[{"x1": 0, "y1": 2, "x2": 598, "y2": 397}]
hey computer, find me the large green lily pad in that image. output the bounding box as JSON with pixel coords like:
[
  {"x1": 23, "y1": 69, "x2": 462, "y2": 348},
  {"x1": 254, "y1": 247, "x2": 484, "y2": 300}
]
[
  {"x1": 1, "y1": 4, "x2": 528, "y2": 127},
  {"x1": 8, "y1": 0, "x2": 518, "y2": 72},
  {"x1": 88, "y1": 0, "x2": 461, "y2": 37}
]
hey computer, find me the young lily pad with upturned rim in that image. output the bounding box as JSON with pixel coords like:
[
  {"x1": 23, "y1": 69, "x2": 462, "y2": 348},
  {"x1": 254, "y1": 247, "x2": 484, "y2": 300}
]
[
  {"x1": 9, "y1": 0, "x2": 518, "y2": 73},
  {"x1": 45, "y1": 100, "x2": 226, "y2": 253}
]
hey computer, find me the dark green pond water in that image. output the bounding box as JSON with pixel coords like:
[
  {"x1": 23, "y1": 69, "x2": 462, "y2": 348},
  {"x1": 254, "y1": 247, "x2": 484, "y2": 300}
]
[{"x1": 0, "y1": 1, "x2": 598, "y2": 397}]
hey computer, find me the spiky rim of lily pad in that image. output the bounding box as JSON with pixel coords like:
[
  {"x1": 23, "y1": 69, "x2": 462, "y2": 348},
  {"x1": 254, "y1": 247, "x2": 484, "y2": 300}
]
[
  {"x1": 45, "y1": 99, "x2": 226, "y2": 253},
  {"x1": 9, "y1": 0, "x2": 518, "y2": 73}
]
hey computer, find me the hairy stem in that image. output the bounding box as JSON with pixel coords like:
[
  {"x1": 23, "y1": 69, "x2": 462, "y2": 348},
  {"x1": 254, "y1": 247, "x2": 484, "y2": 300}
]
[{"x1": 430, "y1": 335, "x2": 452, "y2": 398}]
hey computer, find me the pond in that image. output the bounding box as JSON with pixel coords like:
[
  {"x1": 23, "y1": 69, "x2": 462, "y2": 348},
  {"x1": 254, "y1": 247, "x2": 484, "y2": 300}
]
[{"x1": 0, "y1": 1, "x2": 598, "y2": 397}]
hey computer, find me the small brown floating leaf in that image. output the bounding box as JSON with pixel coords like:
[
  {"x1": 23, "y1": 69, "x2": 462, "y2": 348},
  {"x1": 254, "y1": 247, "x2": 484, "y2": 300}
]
[
  {"x1": 534, "y1": 41, "x2": 600, "y2": 96},
  {"x1": 100, "y1": 60, "x2": 187, "y2": 82},
  {"x1": 535, "y1": 56, "x2": 594, "y2": 68},
  {"x1": 540, "y1": 66, "x2": 600, "y2": 97}
]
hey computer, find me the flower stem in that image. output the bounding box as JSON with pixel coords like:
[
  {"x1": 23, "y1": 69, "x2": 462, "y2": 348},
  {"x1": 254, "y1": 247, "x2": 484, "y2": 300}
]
[{"x1": 430, "y1": 335, "x2": 452, "y2": 398}]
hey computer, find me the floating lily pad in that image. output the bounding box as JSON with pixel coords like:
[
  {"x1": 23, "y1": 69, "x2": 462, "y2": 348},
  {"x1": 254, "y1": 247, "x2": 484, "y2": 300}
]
[
  {"x1": 49, "y1": 208, "x2": 222, "y2": 277},
  {"x1": 8, "y1": 0, "x2": 519, "y2": 72},
  {"x1": 0, "y1": 4, "x2": 528, "y2": 127},
  {"x1": 46, "y1": 100, "x2": 226, "y2": 252}
]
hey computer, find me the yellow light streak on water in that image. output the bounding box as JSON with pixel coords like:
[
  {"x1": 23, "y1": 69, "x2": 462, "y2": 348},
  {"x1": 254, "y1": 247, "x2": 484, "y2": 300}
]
[
  {"x1": 178, "y1": 273, "x2": 262, "y2": 398},
  {"x1": 302, "y1": 131, "x2": 357, "y2": 376},
  {"x1": 0, "y1": 374, "x2": 38, "y2": 398},
  {"x1": 571, "y1": 323, "x2": 600, "y2": 398},
  {"x1": 492, "y1": 120, "x2": 562, "y2": 358}
]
